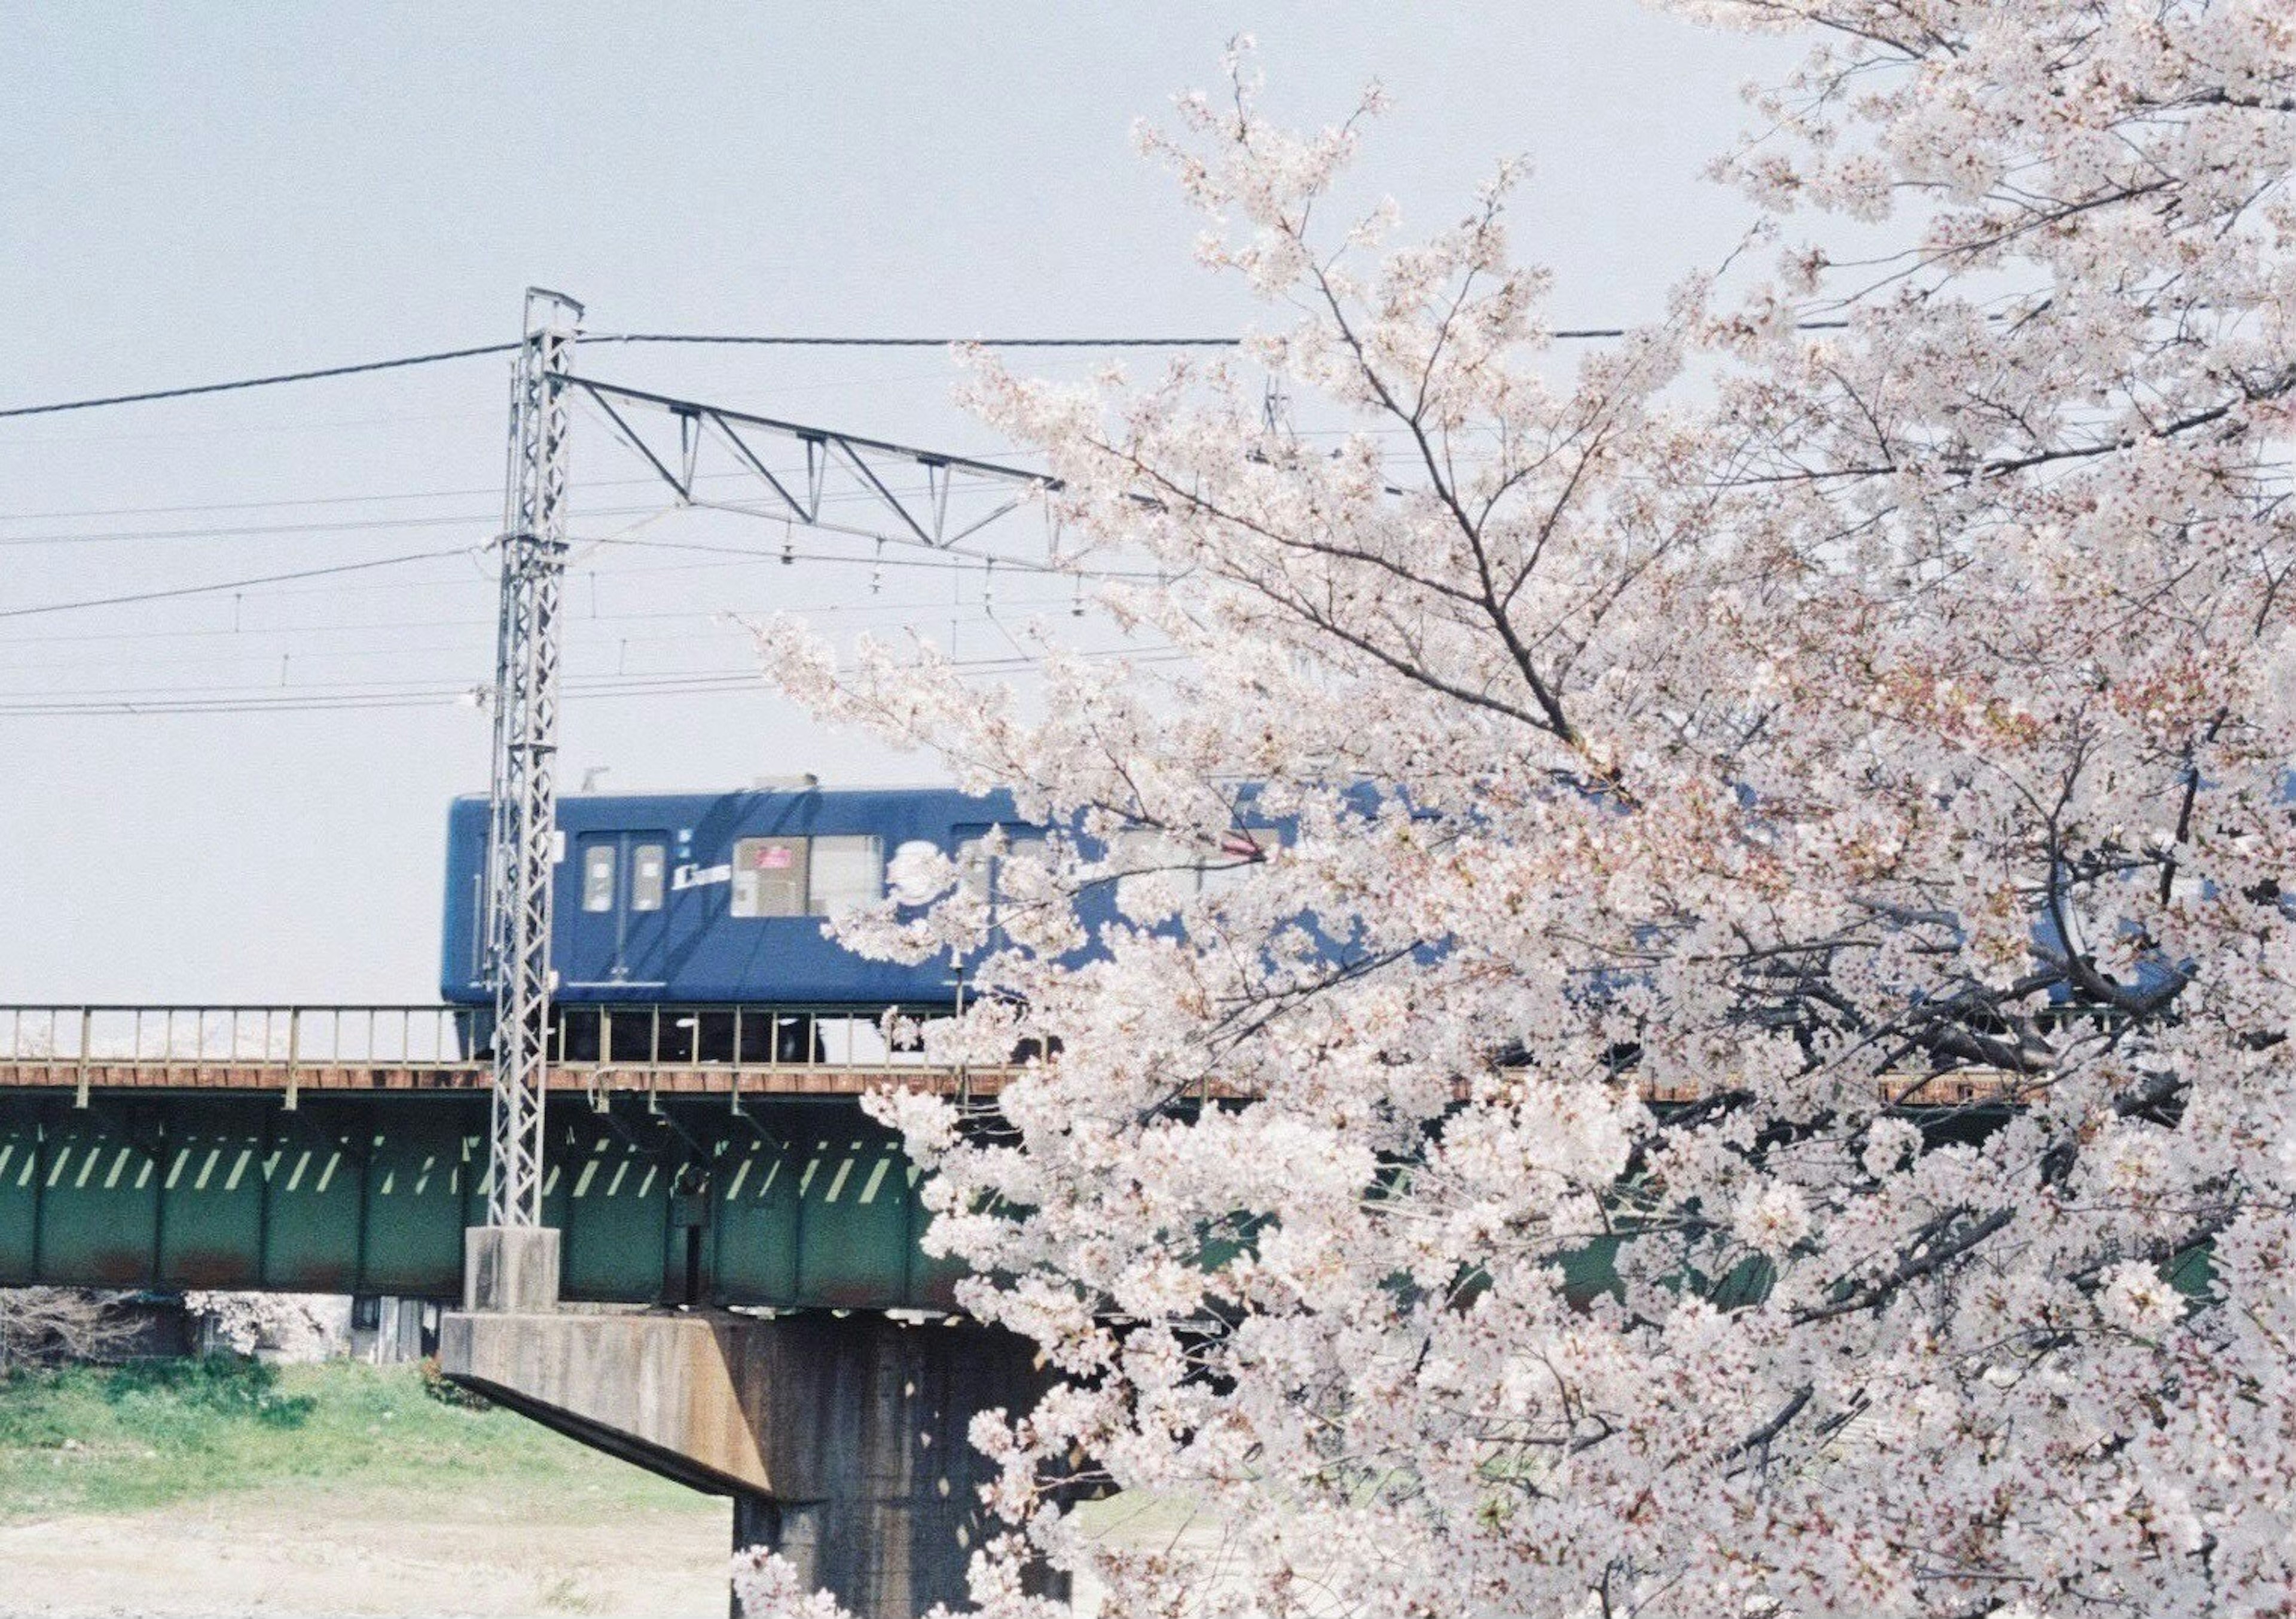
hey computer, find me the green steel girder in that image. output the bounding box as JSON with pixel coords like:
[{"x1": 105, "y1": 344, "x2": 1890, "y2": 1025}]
[{"x1": 0, "y1": 1093, "x2": 963, "y2": 1310}]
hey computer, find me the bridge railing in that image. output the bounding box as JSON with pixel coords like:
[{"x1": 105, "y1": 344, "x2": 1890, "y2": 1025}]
[
  {"x1": 0, "y1": 1001, "x2": 989, "y2": 1105},
  {"x1": 0, "y1": 1003, "x2": 483, "y2": 1079},
  {"x1": 542, "y1": 1003, "x2": 951, "y2": 1072},
  {"x1": 2, "y1": 1003, "x2": 477, "y2": 1067}
]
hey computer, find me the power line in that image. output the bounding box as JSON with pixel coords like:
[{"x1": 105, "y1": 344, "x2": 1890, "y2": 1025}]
[
  {"x1": 0, "y1": 646, "x2": 1190, "y2": 716},
  {"x1": 0, "y1": 500, "x2": 1135, "y2": 631},
  {"x1": 0, "y1": 474, "x2": 1030, "y2": 548},
  {"x1": 597, "y1": 329, "x2": 1680, "y2": 346},
  {"x1": 0, "y1": 509, "x2": 548, "y2": 550},
  {"x1": 0, "y1": 482, "x2": 526, "y2": 524},
  {"x1": 0, "y1": 534, "x2": 1083, "y2": 631},
  {"x1": 0, "y1": 344, "x2": 524, "y2": 421},
  {"x1": 0, "y1": 548, "x2": 477, "y2": 621},
  {"x1": 591, "y1": 533, "x2": 1167, "y2": 581},
  {"x1": 594, "y1": 333, "x2": 1239, "y2": 349},
  {"x1": 0, "y1": 502, "x2": 733, "y2": 550},
  {"x1": 0, "y1": 324, "x2": 1698, "y2": 423},
  {"x1": 0, "y1": 591, "x2": 1092, "y2": 673},
  {"x1": 0, "y1": 468, "x2": 778, "y2": 525},
  {"x1": 0, "y1": 334, "x2": 1232, "y2": 421}
]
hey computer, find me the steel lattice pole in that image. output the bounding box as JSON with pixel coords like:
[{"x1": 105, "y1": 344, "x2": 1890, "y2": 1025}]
[{"x1": 484, "y1": 288, "x2": 579, "y2": 1229}]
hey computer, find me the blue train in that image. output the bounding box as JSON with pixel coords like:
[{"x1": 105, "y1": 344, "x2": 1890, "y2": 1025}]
[
  {"x1": 439, "y1": 783, "x2": 1223, "y2": 1063},
  {"x1": 439, "y1": 784, "x2": 1039, "y2": 1009},
  {"x1": 441, "y1": 780, "x2": 1286, "y2": 1061},
  {"x1": 441, "y1": 780, "x2": 1294, "y2": 1065},
  {"x1": 438, "y1": 779, "x2": 2204, "y2": 1071}
]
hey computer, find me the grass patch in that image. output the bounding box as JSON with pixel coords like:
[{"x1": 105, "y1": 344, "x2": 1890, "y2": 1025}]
[{"x1": 0, "y1": 1358, "x2": 709, "y2": 1523}]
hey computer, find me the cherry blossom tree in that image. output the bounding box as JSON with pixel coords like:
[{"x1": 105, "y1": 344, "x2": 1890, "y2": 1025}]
[
  {"x1": 751, "y1": 6, "x2": 2296, "y2": 1615},
  {"x1": 0, "y1": 1288, "x2": 144, "y2": 1368}
]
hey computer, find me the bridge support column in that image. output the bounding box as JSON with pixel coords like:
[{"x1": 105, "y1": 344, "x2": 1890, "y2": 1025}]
[
  {"x1": 437, "y1": 1309, "x2": 1057, "y2": 1619},
  {"x1": 462, "y1": 1224, "x2": 561, "y2": 1312}
]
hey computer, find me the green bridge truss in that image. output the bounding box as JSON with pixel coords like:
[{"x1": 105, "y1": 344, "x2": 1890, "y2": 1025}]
[{"x1": 0, "y1": 1093, "x2": 963, "y2": 1309}]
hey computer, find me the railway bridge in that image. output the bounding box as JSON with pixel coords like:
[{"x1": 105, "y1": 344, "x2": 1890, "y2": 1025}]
[
  {"x1": 0, "y1": 1001, "x2": 1048, "y2": 1618},
  {"x1": 0, "y1": 1002, "x2": 2032, "y2": 1616},
  {"x1": 0, "y1": 1003, "x2": 1006, "y2": 1306}
]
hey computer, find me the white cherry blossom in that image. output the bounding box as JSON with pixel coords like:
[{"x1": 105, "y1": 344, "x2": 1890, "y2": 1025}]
[{"x1": 746, "y1": 10, "x2": 2296, "y2": 1617}]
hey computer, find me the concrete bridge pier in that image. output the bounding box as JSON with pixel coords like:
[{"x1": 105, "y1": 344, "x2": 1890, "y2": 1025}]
[
  {"x1": 441, "y1": 1232, "x2": 1059, "y2": 1619},
  {"x1": 720, "y1": 1313, "x2": 1058, "y2": 1616}
]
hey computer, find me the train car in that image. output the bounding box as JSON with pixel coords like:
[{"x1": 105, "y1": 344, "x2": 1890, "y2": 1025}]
[
  {"x1": 441, "y1": 781, "x2": 1286, "y2": 1062},
  {"x1": 439, "y1": 783, "x2": 1047, "y2": 1011},
  {"x1": 439, "y1": 783, "x2": 1079, "y2": 1065}
]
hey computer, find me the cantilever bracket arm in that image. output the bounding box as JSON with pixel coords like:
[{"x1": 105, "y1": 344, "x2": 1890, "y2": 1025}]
[{"x1": 557, "y1": 374, "x2": 1059, "y2": 552}]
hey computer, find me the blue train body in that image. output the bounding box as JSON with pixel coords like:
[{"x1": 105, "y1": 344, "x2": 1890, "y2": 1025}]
[
  {"x1": 440, "y1": 786, "x2": 1033, "y2": 1008},
  {"x1": 439, "y1": 781, "x2": 2208, "y2": 1034}
]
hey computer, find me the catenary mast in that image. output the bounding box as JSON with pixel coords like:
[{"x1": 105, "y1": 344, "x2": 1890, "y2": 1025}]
[{"x1": 484, "y1": 287, "x2": 579, "y2": 1229}]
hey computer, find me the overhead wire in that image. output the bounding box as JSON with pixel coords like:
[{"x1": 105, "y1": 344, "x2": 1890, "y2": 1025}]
[
  {"x1": 0, "y1": 462, "x2": 947, "y2": 526},
  {"x1": 588, "y1": 533, "x2": 1165, "y2": 582},
  {"x1": 0, "y1": 591, "x2": 1097, "y2": 676},
  {"x1": 0, "y1": 646, "x2": 1190, "y2": 717},
  {"x1": 0, "y1": 509, "x2": 569, "y2": 551},
  {"x1": 0, "y1": 482, "x2": 517, "y2": 524},
  {"x1": 0, "y1": 321, "x2": 1702, "y2": 423},
  {"x1": 0, "y1": 344, "x2": 525, "y2": 421},
  {"x1": 594, "y1": 334, "x2": 1240, "y2": 350},
  {"x1": 0, "y1": 325, "x2": 1280, "y2": 713},
  {"x1": 0, "y1": 334, "x2": 1238, "y2": 421},
  {"x1": 0, "y1": 547, "x2": 480, "y2": 621},
  {"x1": 0, "y1": 529, "x2": 1121, "y2": 641},
  {"x1": 0, "y1": 575, "x2": 1100, "y2": 646},
  {"x1": 0, "y1": 476, "x2": 1032, "y2": 548}
]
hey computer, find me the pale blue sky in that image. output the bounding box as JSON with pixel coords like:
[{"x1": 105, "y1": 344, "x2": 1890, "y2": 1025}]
[{"x1": 0, "y1": 5, "x2": 1796, "y2": 1001}]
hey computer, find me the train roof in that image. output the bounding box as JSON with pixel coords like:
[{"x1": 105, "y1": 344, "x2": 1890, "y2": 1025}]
[{"x1": 450, "y1": 782, "x2": 988, "y2": 799}]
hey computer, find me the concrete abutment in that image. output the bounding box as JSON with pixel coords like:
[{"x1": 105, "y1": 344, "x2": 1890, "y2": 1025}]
[{"x1": 441, "y1": 1245, "x2": 1058, "y2": 1619}]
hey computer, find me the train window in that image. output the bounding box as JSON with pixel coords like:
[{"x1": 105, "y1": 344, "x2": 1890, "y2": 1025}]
[
  {"x1": 1111, "y1": 828, "x2": 1178, "y2": 864},
  {"x1": 1111, "y1": 828, "x2": 1189, "y2": 918},
  {"x1": 808, "y1": 835, "x2": 883, "y2": 918},
  {"x1": 730, "y1": 836, "x2": 808, "y2": 917},
  {"x1": 955, "y1": 840, "x2": 986, "y2": 900},
  {"x1": 956, "y1": 827, "x2": 1046, "y2": 902},
  {"x1": 630, "y1": 843, "x2": 666, "y2": 913},
  {"x1": 1197, "y1": 829, "x2": 1268, "y2": 897},
  {"x1": 581, "y1": 844, "x2": 616, "y2": 912},
  {"x1": 1111, "y1": 827, "x2": 1268, "y2": 906}
]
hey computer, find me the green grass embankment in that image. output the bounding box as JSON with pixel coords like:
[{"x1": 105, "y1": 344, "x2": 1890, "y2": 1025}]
[{"x1": 0, "y1": 1358, "x2": 704, "y2": 1523}]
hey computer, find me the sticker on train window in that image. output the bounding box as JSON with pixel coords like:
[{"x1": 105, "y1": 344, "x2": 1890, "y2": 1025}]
[{"x1": 731, "y1": 837, "x2": 807, "y2": 917}]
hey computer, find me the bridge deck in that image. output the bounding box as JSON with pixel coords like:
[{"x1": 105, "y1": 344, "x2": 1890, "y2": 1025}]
[
  {"x1": 0, "y1": 1004, "x2": 2022, "y2": 1306},
  {"x1": 0, "y1": 1059, "x2": 2022, "y2": 1108},
  {"x1": 0, "y1": 1059, "x2": 1016, "y2": 1099},
  {"x1": 0, "y1": 1000, "x2": 2024, "y2": 1108}
]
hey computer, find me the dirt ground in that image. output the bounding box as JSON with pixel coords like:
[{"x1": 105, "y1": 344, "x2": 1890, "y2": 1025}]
[
  {"x1": 0, "y1": 1481, "x2": 732, "y2": 1619},
  {"x1": 0, "y1": 1481, "x2": 1221, "y2": 1617}
]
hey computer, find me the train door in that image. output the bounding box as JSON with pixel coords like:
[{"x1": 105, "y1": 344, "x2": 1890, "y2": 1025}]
[{"x1": 570, "y1": 830, "x2": 671, "y2": 985}]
